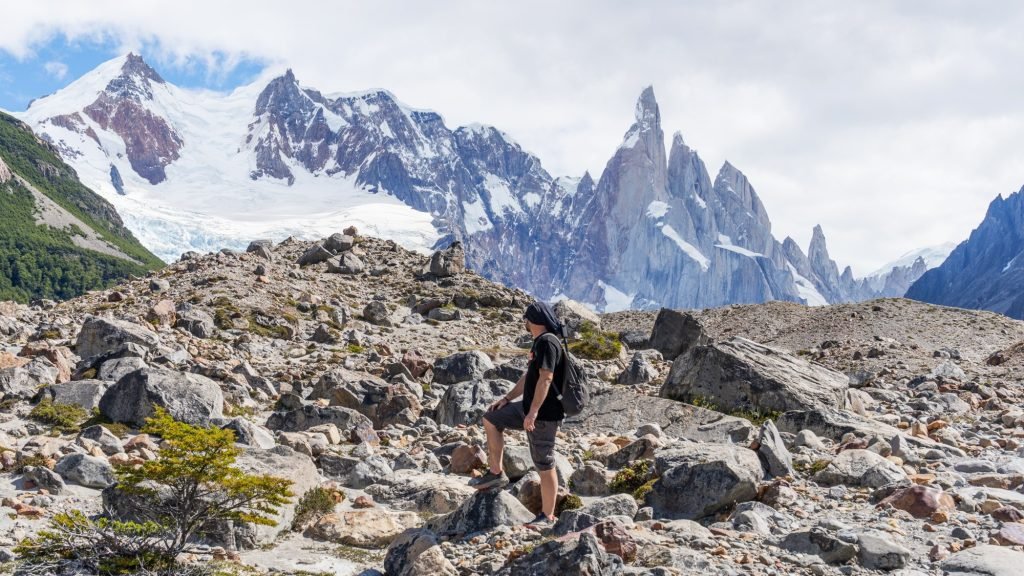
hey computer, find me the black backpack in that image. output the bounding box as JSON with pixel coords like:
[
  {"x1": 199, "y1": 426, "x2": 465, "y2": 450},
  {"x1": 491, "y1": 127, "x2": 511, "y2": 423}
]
[{"x1": 540, "y1": 331, "x2": 589, "y2": 417}]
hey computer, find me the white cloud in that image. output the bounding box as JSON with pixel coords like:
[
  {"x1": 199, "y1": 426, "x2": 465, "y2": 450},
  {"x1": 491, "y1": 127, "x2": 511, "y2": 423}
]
[
  {"x1": 43, "y1": 60, "x2": 67, "y2": 79},
  {"x1": 2, "y1": 0, "x2": 1024, "y2": 275}
]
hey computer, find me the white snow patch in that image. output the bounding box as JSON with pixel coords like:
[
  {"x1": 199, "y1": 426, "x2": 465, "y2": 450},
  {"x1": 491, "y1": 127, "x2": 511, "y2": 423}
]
[
  {"x1": 482, "y1": 173, "x2": 524, "y2": 215},
  {"x1": 523, "y1": 192, "x2": 541, "y2": 208},
  {"x1": 693, "y1": 194, "x2": 707, "y2": 209},
  {"x1": 462, "y1": 197, "x2": 492, "y2": 235},
  {"x1": 715, "y1": 235, "x2": 764, "y2": 258},
  {"x1": 597, "y1": 280, "x2": 635, "y2": 312},
  {"x1": 618, "y1": 129, "x2": 640, "y2": 150},
  {"x1": 787, "y1": 263, "x2": 829, "y2": 306},
  {"x1": 868, "y1": 242, "x2": 957, "y2": 278},
  {"x1": 661, "y1": 225, "x2": 710, "y2": 271},
  {"x1": 1003, "y1": 255, "x2": 1018, "y2": 273},
  {"x1": 646, "y1": 200, "x2": 670, "y2": 219}
]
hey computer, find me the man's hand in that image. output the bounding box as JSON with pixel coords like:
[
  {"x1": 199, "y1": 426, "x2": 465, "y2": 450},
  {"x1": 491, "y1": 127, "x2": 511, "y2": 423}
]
[
  {"x1": 487, "y1": 397, "x2": 509, "y2": 413},
  {"x1": 524, "y1": 411, "x2": 538, "y2": 432}
]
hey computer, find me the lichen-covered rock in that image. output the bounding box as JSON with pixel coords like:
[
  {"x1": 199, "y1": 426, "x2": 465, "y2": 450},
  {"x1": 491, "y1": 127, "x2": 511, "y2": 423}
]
[
  {"x1": 647, "y1": 443, "x2": 763, "y2": 519},
  {"x1": 98, "y1": 367, "x2": 223, "y2": 426}
]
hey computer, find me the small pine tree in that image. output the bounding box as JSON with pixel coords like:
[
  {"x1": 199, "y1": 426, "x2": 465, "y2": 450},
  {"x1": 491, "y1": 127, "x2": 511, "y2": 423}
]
[{"x1": 15, "y1": 408, "x2": 293, "y2": 575}]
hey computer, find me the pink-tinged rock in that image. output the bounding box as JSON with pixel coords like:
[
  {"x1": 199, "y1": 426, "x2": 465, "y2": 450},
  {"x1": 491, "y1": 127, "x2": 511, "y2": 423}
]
[
  {"x1": 877, "y1": 485, "x2": 955, "y2": 519},
  {"x1": 449, "y1": 443, "x2": 487, "y2": 474}
]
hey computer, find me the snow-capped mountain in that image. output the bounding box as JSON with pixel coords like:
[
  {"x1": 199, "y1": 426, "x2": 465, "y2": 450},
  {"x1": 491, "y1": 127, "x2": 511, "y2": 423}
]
[
  {"x1": 12, "y1": 53, "x2": 925, "y2": 311},
  {"x1": 907, "y1": 188, "x2": 1024, "y2": 319}
]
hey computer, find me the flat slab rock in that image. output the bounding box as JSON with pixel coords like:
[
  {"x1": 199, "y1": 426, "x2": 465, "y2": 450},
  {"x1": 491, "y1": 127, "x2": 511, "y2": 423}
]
[
  {"x1": 661, "y1": 336, "x2": 849, "y2": 415},
  {"x1": 941, "y1": 544, "x2": 1024, "y2": 576},
  {"x1": 564, "y1": 387, "x2": 754, "y2": 444}
]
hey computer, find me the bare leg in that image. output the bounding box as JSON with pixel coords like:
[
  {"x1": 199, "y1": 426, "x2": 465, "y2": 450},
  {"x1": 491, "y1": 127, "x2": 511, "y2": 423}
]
[
  {"x1": 538, "y1": 467, "x2": 558, "y2": 519},
  {"x1": 484, "y1": 419, "x2": 504, "y2": 475}
]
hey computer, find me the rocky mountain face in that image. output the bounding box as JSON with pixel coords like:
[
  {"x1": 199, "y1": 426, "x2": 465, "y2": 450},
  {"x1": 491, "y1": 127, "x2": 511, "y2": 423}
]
[
  {"x1": 14, "y1": 54, "x2": 932, "y2": 311},
  {"x1": 2, "y1": 230, "x2": 1024, "y2": 575},
  {"x1": 907, "y1": 187, "x2": 1024, "y2": 319},
  {"x1": 0, "y1": 111, "x2": 162, "y2": 303}
]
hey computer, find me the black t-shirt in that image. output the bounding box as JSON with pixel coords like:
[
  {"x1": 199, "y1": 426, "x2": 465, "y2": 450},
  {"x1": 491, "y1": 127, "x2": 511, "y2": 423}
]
[{"x1": 523, "y1": 333, "x2": 565, "y2": 421}]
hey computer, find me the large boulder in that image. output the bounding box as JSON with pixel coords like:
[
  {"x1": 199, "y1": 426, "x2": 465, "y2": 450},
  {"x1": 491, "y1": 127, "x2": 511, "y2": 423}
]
[
  {"x1": 320, "y1": 452, "x2": 394, "y2": 489},
  {"x1": 496, "y1": 531, "x2": 623, "y2": 576},
  {"x1": 265, "y1": 405, "x2": 371, "y2": 436},
  {"x1": 649, "y1": 308, "x2": 710, "y2": 361},
  {"x1": 941, "y1": 544, "x2": 1024, "y2": 576},
  {"x1": 306, "y1": 509, "x2": 420, "y2": 548},
  {"x1": 365, "y1": 470, "x2": 475, "y2": 515},
  {"x1": 385, "y1": 529, "x2": 458, "y2": 576},
  {"x1": 660, "y1": 337, "x2": 849, "y2": 415},
  {"x1": 1, "y1": 357, "x2": 59, "y2": 400},
  {"x1": 174, "y1": 304, "x2": 216, "y2": 339},
  {"x1": 426, "y1": 242, "x2": 465, "y2": 277},
  {"x1": 222, "y1": 418, "x2": 276, "y2": 449},
  {"x1": 98, "y1": 367, "x2": 224, "y2": 427},
  {"x1": 435, "y1": 379, "x2": 513, "y2": 427},
  {"x1": 297, "y1": 243, "x2": 333, "y2": 266},
  {"x1": 564, "y1": 387, "x2": 754, "y2": 444},
  {"x1": 76, "y1": 316, "x2": 160, "y2": 364},
  {"x1": 427, "y1": 490, "x2": 533, "y2": 536},
  {"x1": 309, "y1": 369, "x2": 421, "y2": 428},
  {"x1": 754, "y1": 420, "x2": 794, "y2": 478},
  {"x1": 553, "y1": 299, "x2": 600, "y2": 337},
  {"x1": 98, "y1": 357, "x2": 148, "y2": 383},
  {"x1": 39, "y1": 379, "x2": 109, "y2": 411},
  {"x1": 647, "y1": 443, "x2": 763, "y2": 519},
  {"x1": 54, "y1": 453, "x2": 115, "y2": 489},
  {"x1": 432, "y1": 351, "x2": 494, "y2": 385},
  {"x1": 813, "y1": 449, "x2": 907, "y2": 488}
]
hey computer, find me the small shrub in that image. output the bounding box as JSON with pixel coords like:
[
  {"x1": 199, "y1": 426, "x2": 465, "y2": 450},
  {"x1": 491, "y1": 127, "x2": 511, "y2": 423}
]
[
  {"x1": 346, "y1": 344, "x2": 365, "y2": 354},
  {"x1": 568, "y1": 321, "x2": 621, "y2": 360},
  {"x1": 292, "y1": 487, "x2": 339, "y2": 530},
  {"x1": 15, "y1": 453, "x2": 51, "y2": 474},
  {"x1": 609, "y1": 459, "x2": 654, "y2": 496},
  {"x1": 632, "y1": 478, "x2": 657, "y2": 503},
  {"x1": 29, "y1": 399, "x2": 87, "y2": 434},
  {"x1": 689, "y1": 395, "x2": 719, "y2": 412},
  {"x1": 555, "y1": 494, "x2": 583, "y2": 516}
]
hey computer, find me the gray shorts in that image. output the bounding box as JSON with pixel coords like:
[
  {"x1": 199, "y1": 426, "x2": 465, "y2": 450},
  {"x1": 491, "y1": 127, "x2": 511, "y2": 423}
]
[{"x1": 482, "y1": 401, "x2": 560, "y2": 471}]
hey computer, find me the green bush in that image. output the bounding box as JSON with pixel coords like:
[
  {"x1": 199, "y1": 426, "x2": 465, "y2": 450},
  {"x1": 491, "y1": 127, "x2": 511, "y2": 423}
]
[
  {"x1": 555, "y1": 493, "x2": 583, "y2": 516},
  {"x1": 568, "y1": 321, "x2": 622, "y2": 360},
  {"x1": 29, "y1": 399, "x2": 87, "y2": 434},
  {"x1": 609, "y1": 459, "x2": 655, "y2": 497},
  {"x1": 292, "y1": 487, "x2": 339, "y2": 530},
  {"x1": 16, "y1": 408, "x2": 293, "y2": 575}
]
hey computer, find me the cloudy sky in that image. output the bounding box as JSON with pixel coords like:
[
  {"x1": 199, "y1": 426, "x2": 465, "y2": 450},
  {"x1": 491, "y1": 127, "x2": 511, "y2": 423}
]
[{"x1": 2, "y1": 0, "x2": 1023, "y2": 275}]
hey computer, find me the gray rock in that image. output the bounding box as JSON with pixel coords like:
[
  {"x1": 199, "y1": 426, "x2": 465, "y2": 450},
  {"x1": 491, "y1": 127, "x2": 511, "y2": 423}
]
[
  {"x1": 427, "y1": 242, "x2": 465, "y2": 277},
  {"x1": 385, "y1": 529, "x2": 457, "y2": 576},
  {"x1": 362, "y1": 301, "x2": 392, "y2": 326},
  {"x1": 222, "y1": 418, "x2": 276, "y2": 449},
  {"x1": 649, "y1": 308, "x2": 709, "y2": 361},
  {"x1": 265, "y1": 404, "x2": 372, "y2": 435},
  {"x1": 940, "y1": 544, "x2": 1024, "y2": 576},
  {"x1": 324, "y1": 233, "x2": 355, "y2": 253},
  {"x1": 99, "y1": 367, "x2": 224, "y2": 427},
  {"x1": 297, "y1": 243, "x2": 333, "y2": 266},
  {"x1": 149, "y1": 278, "x2": 170, "y2": 292},
  {"x1": 428, "y1": 489, "x2": 533, "y2": 535},
  {"x1": 553, "y1": 299, "x2": 600, "y2": 337},
  {"x1": 174, "y1": 304, "x2": 216, "y2": 338},
  {"x1": 777, "y1": 528, "x2": 857, "y2": 564},
  {"x1": 756, "y1": 420, "x2": 795, "y2": 478},
  {"x1": 647, "y1": 443, "x2": 763, "y2": 519},
  {"x1": 54, "y1": 453, "x2": 115, "y2": 489},
  {"x1": 310, "y1": 369, "x2": 421, "y2": 428},
  {"x1": 1, "y1": 356, "x2": 59, "y2": 400},
  {"x1": 435, "y1": 379, "x2": 512, "y2": 427},
  {"x1": 569, "y1": 463, "x2": 610, "y2": 497},
  {"x1": 953, "y1": 459, "x2": 997, "y2": 474},
  {"x1": 661, "y1": 337, "x2": 849, "y2": 414},
  {"x1": 857, "y1": 532, "x2": 910, "y2": 570},
  {"x1": 327, "y1": 252, "x2": 364, "y2": 274},
  {"x1": 794, "y1": 429, "x2": 828, "y2": 451},
  {"x1": 320, "y1": 452, "x2": 394, "y2": 489},
  {"x1": 427, "y1": 307, "x2": 461, "y2": 322},
  {"x1": 813, "y1": 449, "x2": 907, "y2": 488},
  {"x1": 502, "y1": 446, "x2": 535, "y2": 481},
  {"x1": 98, "y1": 357, "x2": 148, "y2": 383},
  {"x1": 76, "y1": 316, "x2": 160, "y2": 364},
  {"x1": 23, "y1": 465, "x2": 66, "y2": 494},
  {"x1": 497, "y1": 531, "x2": 622, "y2": 576},
  {"x1": 40, "y1": 379, "x2": 109, "y2": 411},
  {"x1": 616, "y1": 351, "x2": 659, "y2": 385},
  {"x1": 79, "y1": 425, "x2": 124, "y2": 455},
  {"x1": 432, "y1": 351, "x2": 495, "y2": 385},
  {"x1": 564, "y1": 387, "x2": 753, "y2": 444},
  {"x1": 581, "y1": 493, "x2": 638, "y2": 519}
]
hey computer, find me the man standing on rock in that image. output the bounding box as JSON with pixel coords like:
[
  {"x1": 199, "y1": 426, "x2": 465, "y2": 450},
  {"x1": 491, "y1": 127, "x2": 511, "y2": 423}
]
[{"x1": 470, "y1": 301, "x2": 566, "y2": 528}]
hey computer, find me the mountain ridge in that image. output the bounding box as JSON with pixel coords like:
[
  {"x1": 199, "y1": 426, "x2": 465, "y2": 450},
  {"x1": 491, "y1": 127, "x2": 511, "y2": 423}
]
[{"x1": 11, "y1": 53, "x2": 941, "y2": 310}]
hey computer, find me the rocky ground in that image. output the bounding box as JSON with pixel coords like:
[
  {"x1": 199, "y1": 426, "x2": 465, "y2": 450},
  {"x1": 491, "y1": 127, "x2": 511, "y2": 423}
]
[{"x1": 1, "y1": 231, "x2": 1023, "y2": 576}]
